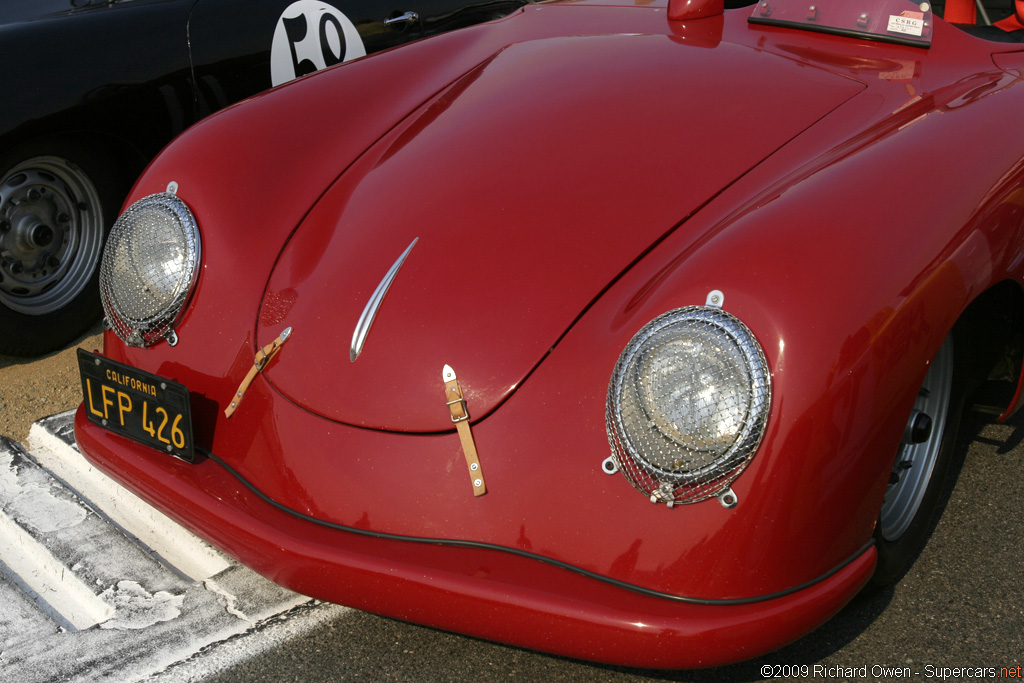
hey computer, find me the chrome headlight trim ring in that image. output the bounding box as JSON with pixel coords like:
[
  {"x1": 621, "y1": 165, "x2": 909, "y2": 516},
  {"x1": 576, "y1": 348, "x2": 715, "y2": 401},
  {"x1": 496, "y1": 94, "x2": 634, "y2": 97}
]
[
  {"x1": 99, "y1": 192, "x2": 201, "y2": 348},
  {"x1": 606, "y1": 305, "x2": 771, "y2": 506}
]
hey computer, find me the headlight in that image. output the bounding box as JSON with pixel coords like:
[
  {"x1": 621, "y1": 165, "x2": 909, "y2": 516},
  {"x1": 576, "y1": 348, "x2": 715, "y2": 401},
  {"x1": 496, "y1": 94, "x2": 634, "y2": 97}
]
[
  {"x1": 100, "y1": 192, "x2": 201, "y2": 347},
  {"x1": 606, "y1": 305, "x2": 771, "y2": 506}
]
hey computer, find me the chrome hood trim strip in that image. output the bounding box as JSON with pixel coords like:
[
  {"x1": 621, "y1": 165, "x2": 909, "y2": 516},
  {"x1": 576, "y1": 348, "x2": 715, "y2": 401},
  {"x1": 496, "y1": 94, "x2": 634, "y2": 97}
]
[{"x1": 350, "y1": 238, "x2": 418, "y2": 362}]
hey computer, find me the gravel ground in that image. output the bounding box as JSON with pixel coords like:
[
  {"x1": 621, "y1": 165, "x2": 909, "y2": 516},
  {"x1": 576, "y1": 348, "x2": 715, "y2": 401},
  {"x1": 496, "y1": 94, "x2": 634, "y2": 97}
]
[{"x1": 0, "y1": 322, "x2": 104, "y2": 442}]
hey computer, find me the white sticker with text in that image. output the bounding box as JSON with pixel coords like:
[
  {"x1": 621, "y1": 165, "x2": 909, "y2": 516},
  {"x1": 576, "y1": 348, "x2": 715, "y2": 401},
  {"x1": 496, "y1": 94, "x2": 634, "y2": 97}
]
[{"x1": 888, "y1": 11, "x2": 925, "y2": 37}]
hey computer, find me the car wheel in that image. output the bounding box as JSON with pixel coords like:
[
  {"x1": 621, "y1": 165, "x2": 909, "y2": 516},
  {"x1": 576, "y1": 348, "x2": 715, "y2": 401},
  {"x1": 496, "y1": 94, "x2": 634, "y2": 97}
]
[
  {"x1": 0, "y1": 145, "x2": 124, "y2": 356},
  {"x1": 871, "y1": 334, "x2": 964, "y2": 587}
]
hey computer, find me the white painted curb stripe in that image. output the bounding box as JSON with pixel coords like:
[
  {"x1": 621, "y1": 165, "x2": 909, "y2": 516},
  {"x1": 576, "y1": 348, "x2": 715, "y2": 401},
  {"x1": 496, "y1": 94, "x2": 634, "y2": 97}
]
[
  {"x1": 0, "y1": 508, "x2": 114, "y2": 630},
  {"x1": 27, "y1": 421, "x2": 230, "y2": 582}
]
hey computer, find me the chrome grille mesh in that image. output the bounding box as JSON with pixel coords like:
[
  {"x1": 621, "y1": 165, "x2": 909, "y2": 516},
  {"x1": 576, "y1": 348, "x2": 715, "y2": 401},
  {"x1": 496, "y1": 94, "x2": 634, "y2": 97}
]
[
  {"x1": 100, "y1": 193, "x2": 200, "y2": 347},
  {"x1": 606, "y1": 306, "x2": 771, "y2": 505}
]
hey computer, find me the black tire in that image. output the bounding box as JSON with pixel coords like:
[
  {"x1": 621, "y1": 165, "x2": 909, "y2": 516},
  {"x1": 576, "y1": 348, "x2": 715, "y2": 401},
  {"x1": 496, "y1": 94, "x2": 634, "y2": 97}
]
[
  {"x1": 870, "y1": 334, "x2": 965, "y2": 587},
  {"x1": 0, "y1": 140, "x2": 128, "y2": 356}
]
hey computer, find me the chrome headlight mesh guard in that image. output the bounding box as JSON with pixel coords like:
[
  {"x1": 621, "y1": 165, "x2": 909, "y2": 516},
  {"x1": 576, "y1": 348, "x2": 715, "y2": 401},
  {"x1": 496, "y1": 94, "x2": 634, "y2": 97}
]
[
  {"x1": 606, "y1": 303, "x2": 771, "y2": 506},
  {"x1": 100, "y1": 191, "x2": 201, "y2": 347}
]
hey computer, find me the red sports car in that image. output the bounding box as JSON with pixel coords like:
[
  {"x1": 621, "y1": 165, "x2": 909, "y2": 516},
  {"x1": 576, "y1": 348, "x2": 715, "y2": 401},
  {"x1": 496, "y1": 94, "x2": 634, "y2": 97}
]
[{"x1": 75, "y1": 0, "x2": 1024, "y2": 668}]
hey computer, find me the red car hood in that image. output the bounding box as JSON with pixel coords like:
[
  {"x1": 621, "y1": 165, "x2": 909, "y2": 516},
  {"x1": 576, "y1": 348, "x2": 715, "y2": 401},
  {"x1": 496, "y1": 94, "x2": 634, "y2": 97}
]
[{"x1": 260, "y1": 34, "x2": 863, "y2": 432}]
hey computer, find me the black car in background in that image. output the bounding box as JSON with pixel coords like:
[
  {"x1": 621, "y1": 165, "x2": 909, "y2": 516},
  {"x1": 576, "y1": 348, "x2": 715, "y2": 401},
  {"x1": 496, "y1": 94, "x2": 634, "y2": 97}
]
[{"x1": 0, "y1": 0, "x2": 525, "y2": 356}]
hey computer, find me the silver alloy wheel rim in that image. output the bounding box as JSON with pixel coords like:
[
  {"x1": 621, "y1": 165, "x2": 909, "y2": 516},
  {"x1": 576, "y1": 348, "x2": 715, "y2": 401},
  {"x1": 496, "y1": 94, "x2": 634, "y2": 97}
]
[
  {"x1": 0, "y1": 156, "x2": 105, "y2": 314},
  {"x1": 879, "y1": 337, "x2": 954, "y2": 541}
]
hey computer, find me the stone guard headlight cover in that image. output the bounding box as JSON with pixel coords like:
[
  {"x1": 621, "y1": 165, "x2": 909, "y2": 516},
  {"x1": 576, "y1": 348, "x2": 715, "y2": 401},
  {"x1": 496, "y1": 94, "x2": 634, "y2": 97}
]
[
  {"x1": 100, "y1": 192, "x2": 201, "y2": 347},
  {"x1": 606, "y1": 305, "x2": 771, "y2": 505}
]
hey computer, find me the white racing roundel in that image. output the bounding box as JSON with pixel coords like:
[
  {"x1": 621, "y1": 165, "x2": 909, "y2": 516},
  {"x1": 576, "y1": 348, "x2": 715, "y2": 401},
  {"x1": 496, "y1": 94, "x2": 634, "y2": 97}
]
[{"x1": 270, "y1": 0, "x2": 366, "y2": 86}]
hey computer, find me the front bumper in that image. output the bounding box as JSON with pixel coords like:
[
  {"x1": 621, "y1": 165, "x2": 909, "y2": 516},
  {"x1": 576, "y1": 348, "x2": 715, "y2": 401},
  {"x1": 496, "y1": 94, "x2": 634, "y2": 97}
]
[{"x1": 75, "y1": 404, "x2": 874, "y2": 669}]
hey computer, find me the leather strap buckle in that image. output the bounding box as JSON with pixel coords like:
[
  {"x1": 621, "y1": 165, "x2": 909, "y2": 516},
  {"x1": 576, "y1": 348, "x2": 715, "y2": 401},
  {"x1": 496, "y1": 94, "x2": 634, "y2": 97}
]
[
  {"x1": 225, "y1": 327, "x2": 292, "y2": 418},
  {"x1": 443, "y1": 364, "x2": 486, "y2": 496},
  {"x1": 446, "y1": 397, "x2": 469, "y2": 423}
]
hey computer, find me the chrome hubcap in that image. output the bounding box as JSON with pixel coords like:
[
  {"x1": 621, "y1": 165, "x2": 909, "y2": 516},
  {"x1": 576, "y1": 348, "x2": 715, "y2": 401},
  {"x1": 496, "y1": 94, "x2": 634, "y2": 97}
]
[
  {"x1": 0, "y1": 156, "x2": 105, "y2": 315},
  {"x1": 880, "y1": 337, "x2": 953, "y2": 541}
]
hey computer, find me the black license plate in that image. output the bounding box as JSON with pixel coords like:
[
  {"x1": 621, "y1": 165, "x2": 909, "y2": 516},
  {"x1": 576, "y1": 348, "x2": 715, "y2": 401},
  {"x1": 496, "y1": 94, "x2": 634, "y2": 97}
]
[{"x1": 78, "y1": 349, "x2": 195, "y2": 462}]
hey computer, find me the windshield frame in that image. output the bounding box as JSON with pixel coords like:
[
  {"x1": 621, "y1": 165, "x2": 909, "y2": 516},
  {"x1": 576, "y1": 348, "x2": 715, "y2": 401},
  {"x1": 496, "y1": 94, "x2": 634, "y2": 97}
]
[{"x1": 748, "y1": 0, "x2": 934, "y2": 48}]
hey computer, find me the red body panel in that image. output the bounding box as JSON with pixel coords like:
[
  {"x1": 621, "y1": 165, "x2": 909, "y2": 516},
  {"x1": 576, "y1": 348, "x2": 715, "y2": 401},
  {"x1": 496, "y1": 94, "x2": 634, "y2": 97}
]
[
  {"x1": 262, "y1": 33, "x2": 862, "y2": 430},
  {"x1": 75, "y1": 404, "x2": 874, "y2": 669},
  {"x1": 77, "y1": 1, "x2": 1024, "y2": 667}
]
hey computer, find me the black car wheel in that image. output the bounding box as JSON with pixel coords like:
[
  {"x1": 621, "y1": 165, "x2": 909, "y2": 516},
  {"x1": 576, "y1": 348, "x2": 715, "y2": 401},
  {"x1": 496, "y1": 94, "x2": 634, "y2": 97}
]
[
  {"x1": 871, "y1": 334, "x2": 964, "y2": 586},
  {"x1": 0, "y1": 143, "x2": 124, "y2": 356}
]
